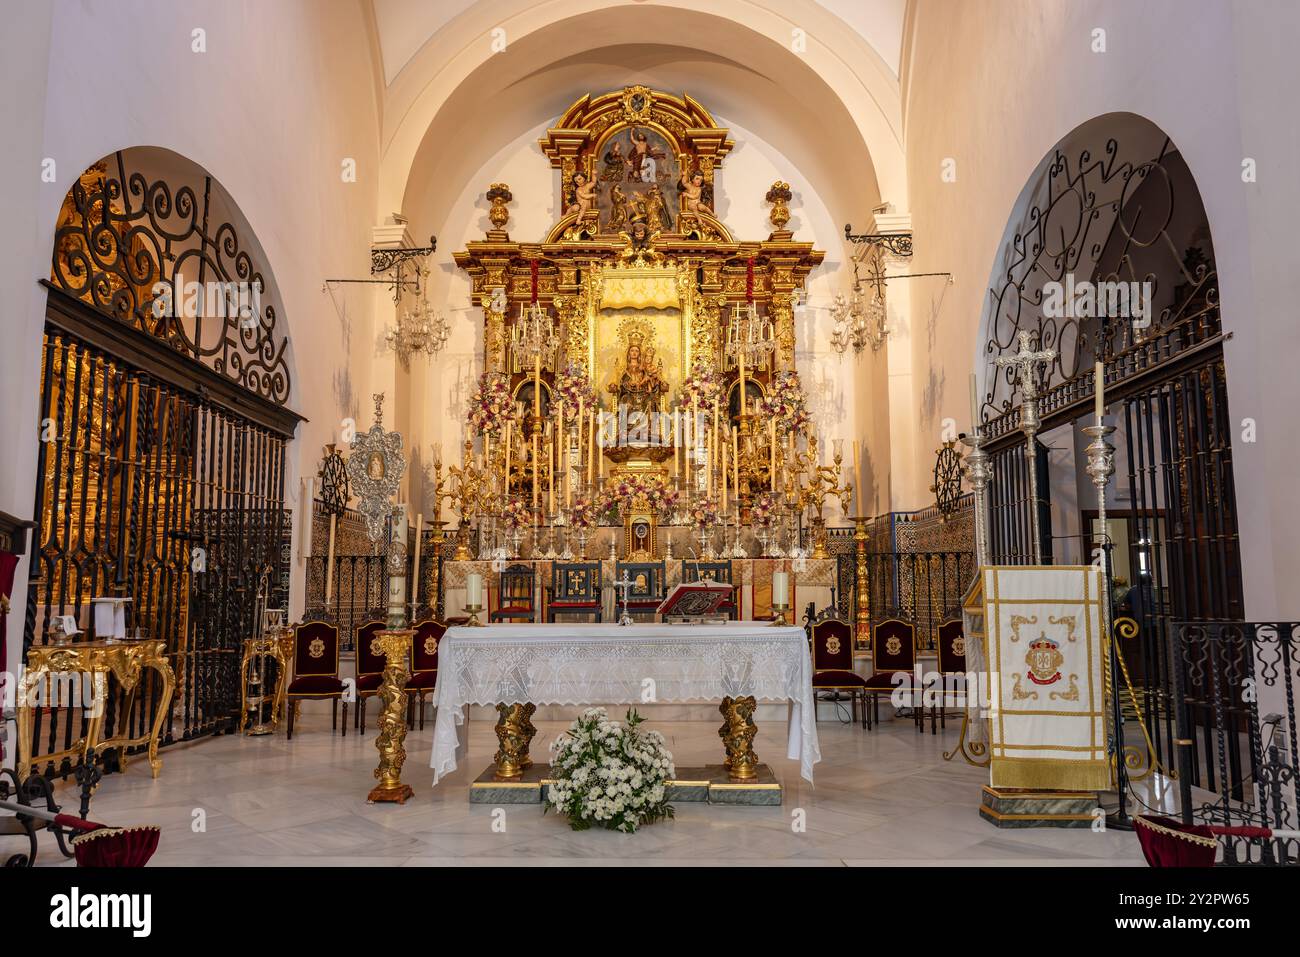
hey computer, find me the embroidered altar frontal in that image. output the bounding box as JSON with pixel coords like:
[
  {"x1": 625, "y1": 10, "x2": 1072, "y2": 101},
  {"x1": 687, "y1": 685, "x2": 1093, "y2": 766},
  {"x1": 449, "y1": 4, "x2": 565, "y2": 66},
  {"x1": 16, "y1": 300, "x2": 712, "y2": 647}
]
[{"x1": 982, "y1": 566, "x2": 1112, "y2": 791}]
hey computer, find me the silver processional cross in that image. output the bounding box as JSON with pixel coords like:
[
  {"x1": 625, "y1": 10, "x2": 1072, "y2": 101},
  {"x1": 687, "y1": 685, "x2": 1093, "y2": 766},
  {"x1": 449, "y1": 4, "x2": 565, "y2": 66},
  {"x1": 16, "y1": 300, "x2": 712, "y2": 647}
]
[
  {"x1": 614, "y1": 572, "x2": 636, "y2": 627},
  {"x1": 996, "y1": 331, "x2": 1057, "y2": 564}
]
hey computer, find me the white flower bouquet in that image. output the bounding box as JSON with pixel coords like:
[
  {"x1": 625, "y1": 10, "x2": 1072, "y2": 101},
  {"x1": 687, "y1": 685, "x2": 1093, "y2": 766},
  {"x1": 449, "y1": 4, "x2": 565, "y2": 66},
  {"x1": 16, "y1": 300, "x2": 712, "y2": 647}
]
[{"x1": 544, "y1": 707, "x2": 676, "y2": 833}]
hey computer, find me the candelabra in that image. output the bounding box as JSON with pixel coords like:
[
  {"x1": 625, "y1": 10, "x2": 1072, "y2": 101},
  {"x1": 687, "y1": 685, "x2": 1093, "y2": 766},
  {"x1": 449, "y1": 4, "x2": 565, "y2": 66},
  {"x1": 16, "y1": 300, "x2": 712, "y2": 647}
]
[
  {"x1": 851, "y1": 516, "x2": 871, "y2": 646},
  {"x1": 447, "y1": 439, "x2": 491, "y2": 561},
  {"x1": 830, "y1": 251, "x2": 888, "y2": 355},
  {"x1": 795, "y1": 436, "x2": 852, "y2": 560},
  {"x1": 725, "y1": 301, "x2": 775, "y2": 371}
]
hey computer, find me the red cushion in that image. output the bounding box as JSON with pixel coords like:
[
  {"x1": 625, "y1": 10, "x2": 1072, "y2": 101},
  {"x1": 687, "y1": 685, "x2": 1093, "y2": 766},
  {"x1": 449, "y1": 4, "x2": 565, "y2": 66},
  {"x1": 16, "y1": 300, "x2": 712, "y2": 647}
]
[
  {"x1": 288, "y1": 675, "x2": 345, "y2": 695},
  {"x1": 812, "y1": 669, "x2": 869, "y2": 688},
  {"x1": 355, "y1": 673, "x2": 383, "y2": 692},
  {"x1": 863, "y1": 671, "x2": 911, "y2": 690},
  {"x1": 550, "y1": 600, "x2": 599, "y2": 608},
  {"x1": 496, "y1": 605, "x2": 533, "y2": 614},
  {"x1": 408, "y1": 670, "x2": 437, "y2": 690}
]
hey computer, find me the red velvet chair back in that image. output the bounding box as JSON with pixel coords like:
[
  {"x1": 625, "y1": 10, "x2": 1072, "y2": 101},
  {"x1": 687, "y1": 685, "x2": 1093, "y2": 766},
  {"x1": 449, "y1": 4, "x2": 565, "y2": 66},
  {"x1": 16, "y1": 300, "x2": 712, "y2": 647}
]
[
  {"x1": 936, "y1": 618, "x2": 966, "y2": 674},
  {"x1": 293, "y1": 621, "x2": 340, "y2": 678},
  {"x1": 355, "y1": 620, "x2": 388, "y2": 677},
  {"x1": 810, "y1": 618, "x2": 854, "y2": 673},
  {"x1": 413, "y1": 620, "x2": 446, "y2": 673},
  {"x1": 872, "y1": 619, "x2": 916, "y2": 675}
]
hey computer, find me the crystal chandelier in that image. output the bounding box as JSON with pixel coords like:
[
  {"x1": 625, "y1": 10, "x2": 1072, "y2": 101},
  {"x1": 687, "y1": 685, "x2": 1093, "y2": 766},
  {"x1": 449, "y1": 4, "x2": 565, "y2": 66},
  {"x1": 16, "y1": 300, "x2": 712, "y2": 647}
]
[
  {"x1": 726, "y1": 301, "x2": 775, "y2": 370},
  {"x1": 511, "y1": 298, "x2": 558, "y2": 366},
  {"x1": 386, "y1": 264, "x2": 448, "y2": 366},
  {"x1": 830, "y1": 254, "x2": 888, "y2": 355}
]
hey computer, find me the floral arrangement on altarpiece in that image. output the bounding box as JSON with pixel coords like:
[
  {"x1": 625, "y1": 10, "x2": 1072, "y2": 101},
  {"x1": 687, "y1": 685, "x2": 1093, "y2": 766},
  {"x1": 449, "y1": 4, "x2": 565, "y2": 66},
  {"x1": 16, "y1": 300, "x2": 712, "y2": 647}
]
[
  {"x1": 690, "y1": 495, "x2": 720, "y2": 529},
  {"x1": 467, "y1": 371, "x2": 517, "y2": 436},
  {"x1": 553, "y1": 363, "x2": 596, "y2": 413},
  {"x1": 500, "y1": 498, "x2": 531, "y2": 531},
  {"x1": 544, "y1": 708, "x2": 675, "y2": 833},
  {"x1": 598, "y1": 472, "x2": 680, "y2": 521},
  {"x1": 569, "y1": 496, "x2": 598, "y2": 530},
  {"x1": 679, "y1": 358, "x2": 722, "y2": 407},
  {"x1": 749, "y1": 489, "x2": 779, "y2": 528},
  {"x1": 761, "y1": 371, "x2": 811, "y2": 434}
]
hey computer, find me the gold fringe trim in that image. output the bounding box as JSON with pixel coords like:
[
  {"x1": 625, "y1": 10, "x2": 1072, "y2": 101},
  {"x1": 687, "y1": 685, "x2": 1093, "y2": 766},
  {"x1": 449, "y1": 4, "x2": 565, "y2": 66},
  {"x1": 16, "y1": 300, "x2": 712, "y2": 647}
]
[{"x1": 1134, "y1": 815, "x2": 1218, "y2": 850}]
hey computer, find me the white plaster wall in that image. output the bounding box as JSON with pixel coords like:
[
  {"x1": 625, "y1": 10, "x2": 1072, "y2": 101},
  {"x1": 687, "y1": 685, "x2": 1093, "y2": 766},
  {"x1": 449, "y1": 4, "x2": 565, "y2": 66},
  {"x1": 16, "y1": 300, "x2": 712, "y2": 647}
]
[
  {"x1": 399, "y1": 113, "x2": 867, "y2": 524},
  {"x1": 0, "y1": 0, "x2": 383, "y2": 683},
  {"x1": 903, "y1": 0, "x2": 1300, "y2": 619}
]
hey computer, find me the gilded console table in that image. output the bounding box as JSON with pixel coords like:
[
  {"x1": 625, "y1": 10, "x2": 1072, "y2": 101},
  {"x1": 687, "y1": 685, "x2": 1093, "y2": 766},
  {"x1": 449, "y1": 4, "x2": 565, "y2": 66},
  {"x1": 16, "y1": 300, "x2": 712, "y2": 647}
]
[
  {"x1": 239, "y1": 626, "x2": 294, "y2": 734},
  {"x1": 16, "y1": 639, "x2": 176, "y2": 782}
]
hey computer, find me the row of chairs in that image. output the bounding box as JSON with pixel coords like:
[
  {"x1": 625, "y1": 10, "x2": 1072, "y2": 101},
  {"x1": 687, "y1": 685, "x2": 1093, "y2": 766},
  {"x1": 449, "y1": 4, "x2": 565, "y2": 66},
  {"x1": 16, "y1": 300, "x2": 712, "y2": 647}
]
[
  {"x1": 806, "y1": 611, "x2": 967, "y2": 732},
  {"x1": 284, "y1": 619, "x2": 446, "y2": 738},
  {"x1": 493, "y1": 560, "x2": 738, "y2": 623}
]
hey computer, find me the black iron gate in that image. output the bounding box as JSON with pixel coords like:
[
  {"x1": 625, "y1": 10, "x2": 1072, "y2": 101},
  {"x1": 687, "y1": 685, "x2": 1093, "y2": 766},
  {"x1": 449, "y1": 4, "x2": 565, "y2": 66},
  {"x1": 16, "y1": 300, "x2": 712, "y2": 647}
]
[{"x1": 23, "y1": 150, "x2": 298, "y2": 778}]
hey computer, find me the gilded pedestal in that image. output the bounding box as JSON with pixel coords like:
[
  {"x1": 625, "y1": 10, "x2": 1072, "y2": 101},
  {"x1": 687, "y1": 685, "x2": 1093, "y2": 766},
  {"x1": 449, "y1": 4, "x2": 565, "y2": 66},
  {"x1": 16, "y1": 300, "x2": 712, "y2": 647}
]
[
  {"x1": 718, "y1": 695, "x2": 759, "y2": 781},
  {"x1": 493, "y1": 702, "x2": 538, "y2": 780},
  {"x1": 367, "y1": 629, "x2": 415, "y2": 804}
]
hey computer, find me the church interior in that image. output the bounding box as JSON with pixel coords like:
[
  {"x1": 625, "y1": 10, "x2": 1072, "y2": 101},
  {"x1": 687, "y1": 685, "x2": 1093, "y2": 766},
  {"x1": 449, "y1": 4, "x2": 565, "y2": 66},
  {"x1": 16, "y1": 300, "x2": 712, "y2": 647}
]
[{"x1": 2, "y1": 0, "x2": 1299, "y2": 892}]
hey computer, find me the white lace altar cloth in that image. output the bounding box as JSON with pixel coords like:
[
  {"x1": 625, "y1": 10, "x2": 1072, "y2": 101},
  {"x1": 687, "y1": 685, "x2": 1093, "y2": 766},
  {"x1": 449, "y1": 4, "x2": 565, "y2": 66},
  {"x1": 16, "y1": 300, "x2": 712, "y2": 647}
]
[{"x1": 429, "y1": 622, "x2": 820, "y2": 784}]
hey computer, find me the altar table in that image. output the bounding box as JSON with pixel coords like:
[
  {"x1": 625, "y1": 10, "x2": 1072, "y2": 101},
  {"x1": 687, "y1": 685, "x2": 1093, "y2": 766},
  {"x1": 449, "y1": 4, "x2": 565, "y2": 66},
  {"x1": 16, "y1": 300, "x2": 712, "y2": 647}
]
[{"x1": 429, "y1": 621, "x2": 820, "y2": 784}]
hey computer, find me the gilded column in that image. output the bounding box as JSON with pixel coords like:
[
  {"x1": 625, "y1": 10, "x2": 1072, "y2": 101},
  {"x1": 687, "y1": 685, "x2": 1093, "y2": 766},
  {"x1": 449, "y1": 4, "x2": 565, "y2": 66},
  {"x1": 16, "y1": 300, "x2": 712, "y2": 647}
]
[
  {"x1": 367, "y1": 629, "x2": 415, "y2": 804},
  {"x1": 853, "y1": 517, "x2": 871, "y2": 646},
  {"x1": 770, "y1": 292, "x2": 795, "y2": 372}
]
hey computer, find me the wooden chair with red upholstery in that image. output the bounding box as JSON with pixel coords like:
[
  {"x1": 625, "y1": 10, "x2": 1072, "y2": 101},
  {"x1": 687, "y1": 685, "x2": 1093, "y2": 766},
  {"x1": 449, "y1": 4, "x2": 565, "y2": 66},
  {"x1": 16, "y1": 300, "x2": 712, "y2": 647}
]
[
  {"x1": 808, "y1": 612, "x2": 868, "y2": 728},
  {"x1": 408, "y1": 619, "x2": 445, "y2": 730},
  {"x1": 864, "y1": 617, "x2": 920, "y2": 731},
  {"x1": 932, "y1": 616, "x2": 967, "y2": 735},
  {"x1": 353, "y1": 619, "x2": 389, "y2": 733},
  {"x1": 490, "y1": 563, "x2": 537, "y2": 623},
  {"x1": 286, "y1": 620, "x2": 348, "y2": 739}
]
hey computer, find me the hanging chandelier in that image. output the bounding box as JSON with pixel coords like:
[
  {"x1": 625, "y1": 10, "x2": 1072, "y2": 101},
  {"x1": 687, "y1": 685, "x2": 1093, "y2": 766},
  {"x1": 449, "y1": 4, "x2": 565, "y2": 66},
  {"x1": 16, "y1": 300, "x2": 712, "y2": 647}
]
[
  {"x1": 830, "y1": 253, "x2": 888, "y2": 355},
  {"x1": 386, "y1": 264, "x2": 449, "y2": 366},
  {"x1": 511, "y1": 260, "x2": 559, "y2": 366}
]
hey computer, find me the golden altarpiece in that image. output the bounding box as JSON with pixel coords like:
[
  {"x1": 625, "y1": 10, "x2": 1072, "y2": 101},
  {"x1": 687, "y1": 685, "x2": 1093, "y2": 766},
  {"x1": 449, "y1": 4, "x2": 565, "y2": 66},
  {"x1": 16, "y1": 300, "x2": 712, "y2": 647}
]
[{"x1": 443, "y1": 87, "x2": 863, "y2": 628}]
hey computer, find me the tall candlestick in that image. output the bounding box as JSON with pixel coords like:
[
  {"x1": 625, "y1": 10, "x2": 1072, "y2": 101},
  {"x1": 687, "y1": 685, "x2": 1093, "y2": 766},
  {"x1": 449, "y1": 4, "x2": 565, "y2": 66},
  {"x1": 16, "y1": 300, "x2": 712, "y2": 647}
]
[
  {"x1": 720, "y1": 437, "x2": 728, "y2": 511},
  {"x1": 732, "y1": 426, "x2": 740, "y2": 499},
  {"x1": 504, "y1": 421, "x2": 511, "y2": 490},
  {"x1": 969, "y1": 372, "x2": 979, "y2": 433},
  {"x1": 548, "y1": 427, "x2": 556, "y2": 513},
  {"x1": 532, "y1": 433, "x2": 539, "y2": 508},
  {"x1": 588, "y1": 411, "x2": 596, "y2": 484},
  {"x1": 533, "y1": 354, "x2": 541, "y2": 417}
]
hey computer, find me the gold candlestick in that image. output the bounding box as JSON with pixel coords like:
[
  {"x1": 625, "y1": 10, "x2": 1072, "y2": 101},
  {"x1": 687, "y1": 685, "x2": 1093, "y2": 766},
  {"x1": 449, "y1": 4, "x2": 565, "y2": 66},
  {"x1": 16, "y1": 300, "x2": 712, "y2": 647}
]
[
  {"x1": 367, "y1": 628, "x2": 415, "y2": 804},
  {"x1": 851, "y1": 516, "x2": 870, "y2": 647}
]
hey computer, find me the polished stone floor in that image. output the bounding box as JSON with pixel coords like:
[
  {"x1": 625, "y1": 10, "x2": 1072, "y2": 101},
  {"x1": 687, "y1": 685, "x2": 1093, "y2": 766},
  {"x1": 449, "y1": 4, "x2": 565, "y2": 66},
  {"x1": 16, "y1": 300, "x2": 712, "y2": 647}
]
[{"x1": 34, "y1": 702, "x2": 1166, "y2": 866}]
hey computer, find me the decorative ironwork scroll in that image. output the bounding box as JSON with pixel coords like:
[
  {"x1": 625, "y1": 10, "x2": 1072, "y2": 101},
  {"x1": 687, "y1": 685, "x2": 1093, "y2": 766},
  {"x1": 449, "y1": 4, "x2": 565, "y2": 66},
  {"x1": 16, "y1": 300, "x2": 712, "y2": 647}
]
[
  {"x1": 980, "y1": 135, "x2": 1218, "y2": 422},
  {"x1": 51, "y1": 152, "x2": 292, "y2": 405},
  {"x1": 317, "y1": 444, "x2": 351, "y2": 516}
]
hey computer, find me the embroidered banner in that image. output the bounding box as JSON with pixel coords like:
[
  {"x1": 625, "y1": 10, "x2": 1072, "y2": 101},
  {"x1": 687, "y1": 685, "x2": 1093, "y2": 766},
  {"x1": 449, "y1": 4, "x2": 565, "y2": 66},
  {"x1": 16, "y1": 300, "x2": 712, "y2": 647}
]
[{"x1": 982, "y1": 565, "x2": 1112, "y2": 791}]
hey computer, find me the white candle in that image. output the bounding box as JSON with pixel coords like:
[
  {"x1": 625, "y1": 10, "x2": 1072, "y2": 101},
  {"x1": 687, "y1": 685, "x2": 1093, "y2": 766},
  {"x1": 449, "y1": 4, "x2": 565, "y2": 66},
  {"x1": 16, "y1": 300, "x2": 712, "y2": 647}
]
[
  {"x1": 773, "y1": 570, "x2": 789, "y2": 607},
  {"x1": 466, "y1": 572, "x2": 483, "y2": 608},
  {"x1": 412, "y1": 513, "x2": 423, "y2": 605},
  {"x1": 1094, "y1": 360, "x2": 1105, "y2": 423},
  {"x1": 852, "y1": 440, "x2": 861, "y2": 516},
  {"x1": 969, "y1": 372, "x2": 978, "y2": 431},
  {"x1": 325, "y1": 513, "x2": 337, "y2": 604}
]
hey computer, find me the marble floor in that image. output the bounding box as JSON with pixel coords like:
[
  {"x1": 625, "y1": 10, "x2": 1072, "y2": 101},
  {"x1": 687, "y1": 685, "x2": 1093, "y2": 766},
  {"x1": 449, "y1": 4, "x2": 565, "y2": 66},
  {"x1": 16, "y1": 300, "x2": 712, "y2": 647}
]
[{"x1": 32, "y1": 702, "x2": 1167, "y2": 866}]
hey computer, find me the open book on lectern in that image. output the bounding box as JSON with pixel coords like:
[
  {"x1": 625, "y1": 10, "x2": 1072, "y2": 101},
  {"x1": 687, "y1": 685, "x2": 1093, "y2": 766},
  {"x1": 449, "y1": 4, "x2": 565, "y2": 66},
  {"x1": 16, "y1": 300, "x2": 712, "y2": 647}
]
[{"x1": 656, "y1": 580, "x2": 734, "y2": 618}]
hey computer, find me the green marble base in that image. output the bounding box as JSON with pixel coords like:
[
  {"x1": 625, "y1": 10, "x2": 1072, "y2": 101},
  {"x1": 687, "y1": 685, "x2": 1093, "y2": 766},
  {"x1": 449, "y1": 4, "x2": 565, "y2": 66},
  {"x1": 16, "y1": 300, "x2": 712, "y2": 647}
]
[
  {"x1": 468, "y1": 764, "x2": 782, "y2": 806},
  {"x1": 979, "y1": 786, "x2": 1099, "y2": 828}
]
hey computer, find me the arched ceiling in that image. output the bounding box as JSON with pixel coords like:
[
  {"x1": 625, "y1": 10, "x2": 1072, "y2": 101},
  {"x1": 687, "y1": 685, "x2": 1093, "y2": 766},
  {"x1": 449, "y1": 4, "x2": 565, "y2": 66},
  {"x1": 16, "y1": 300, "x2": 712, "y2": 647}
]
[
  {"x1": 374, "y1": 1, "x2": 907, "y2": 236},
  {"x1": 369, "y1": 0, "x2": 907, "y2": 85}
]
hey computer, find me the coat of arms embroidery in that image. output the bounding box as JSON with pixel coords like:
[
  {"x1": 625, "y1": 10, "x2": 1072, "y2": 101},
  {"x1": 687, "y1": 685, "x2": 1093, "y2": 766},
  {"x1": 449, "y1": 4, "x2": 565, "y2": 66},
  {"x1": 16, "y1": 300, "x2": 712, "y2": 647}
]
[
  {"x1": 309, "y1": 637, "x2": 326, "y2": 659},
  {"x1": 1025, "y1": 634, "x2": 1064, "y2": 685}
]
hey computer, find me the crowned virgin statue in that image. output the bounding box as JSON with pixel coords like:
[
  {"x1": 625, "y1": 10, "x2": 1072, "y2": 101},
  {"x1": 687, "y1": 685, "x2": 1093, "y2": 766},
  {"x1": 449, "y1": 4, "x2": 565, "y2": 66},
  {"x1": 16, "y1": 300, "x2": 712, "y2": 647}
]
[{"x1": 607, "y1": 336, "x2": 668, "y2": 423}]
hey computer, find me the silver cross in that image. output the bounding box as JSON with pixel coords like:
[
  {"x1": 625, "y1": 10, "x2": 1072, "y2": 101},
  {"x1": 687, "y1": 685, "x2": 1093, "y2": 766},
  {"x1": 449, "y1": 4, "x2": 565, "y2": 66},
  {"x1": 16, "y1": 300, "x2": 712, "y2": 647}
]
[
  {"x1": 996, "y1": 331, "x2": 1056, "y2": 402},
  {"x1": 614, "y1": 572, "x2": 636, "y2": 627}
]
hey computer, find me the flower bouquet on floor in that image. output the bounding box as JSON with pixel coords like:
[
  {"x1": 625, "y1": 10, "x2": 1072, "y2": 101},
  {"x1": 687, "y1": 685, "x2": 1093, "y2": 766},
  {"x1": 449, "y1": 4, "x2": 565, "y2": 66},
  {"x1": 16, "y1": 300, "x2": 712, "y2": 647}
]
[{"x1": 544, "y1": 708, "x2": 676, "y2": 833}]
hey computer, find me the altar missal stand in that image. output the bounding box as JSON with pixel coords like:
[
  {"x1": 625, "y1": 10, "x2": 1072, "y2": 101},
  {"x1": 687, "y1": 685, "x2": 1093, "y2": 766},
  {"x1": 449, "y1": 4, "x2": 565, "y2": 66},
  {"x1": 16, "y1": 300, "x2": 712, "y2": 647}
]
[
  {"x1": 683, "y1": 561, "x2": 737, "y2": 620},
  {"x1": 490, "y1": 564, "x2": 537, "y2": 623}
]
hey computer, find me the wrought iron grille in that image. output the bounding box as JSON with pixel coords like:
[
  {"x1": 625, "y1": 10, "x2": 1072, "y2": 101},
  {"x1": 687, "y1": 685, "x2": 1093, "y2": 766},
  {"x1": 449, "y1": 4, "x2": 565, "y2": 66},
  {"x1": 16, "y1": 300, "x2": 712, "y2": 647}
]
[
  {"x1": 1173, "y1": 621, "x2": 1298, "y2": 865},
  {"x1": 50, "y1": 153, "x2": 291, "y2": 405},
  {"x1": 23, "y1": 331, "x2": 290, "y2": 778}
]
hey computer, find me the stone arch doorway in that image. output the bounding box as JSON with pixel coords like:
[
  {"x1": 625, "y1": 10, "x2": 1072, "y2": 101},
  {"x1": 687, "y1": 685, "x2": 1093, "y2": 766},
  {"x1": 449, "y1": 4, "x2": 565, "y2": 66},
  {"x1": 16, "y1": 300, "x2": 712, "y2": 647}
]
[
  {"x1": 25, "y1": 148, "x2": 302, "y2": 779},
  {"x1": 975, "y1": 114, "x2": 1243, "y2": 788}
]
